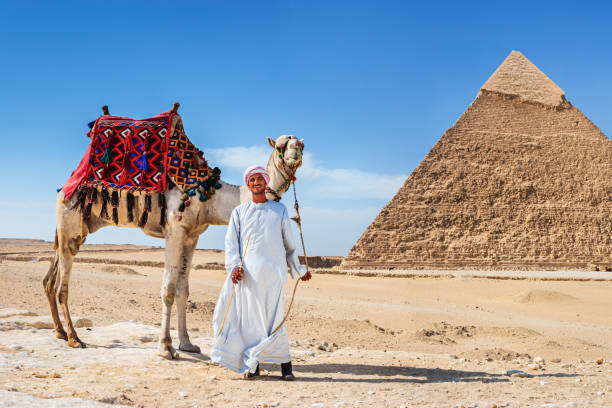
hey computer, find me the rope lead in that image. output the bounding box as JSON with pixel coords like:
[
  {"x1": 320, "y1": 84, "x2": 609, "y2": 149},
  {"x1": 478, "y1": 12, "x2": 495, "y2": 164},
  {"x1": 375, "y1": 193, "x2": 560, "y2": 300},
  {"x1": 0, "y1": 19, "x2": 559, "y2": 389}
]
[{"x1": 271, "y1": 182, "x2": 309, "y2": 335}]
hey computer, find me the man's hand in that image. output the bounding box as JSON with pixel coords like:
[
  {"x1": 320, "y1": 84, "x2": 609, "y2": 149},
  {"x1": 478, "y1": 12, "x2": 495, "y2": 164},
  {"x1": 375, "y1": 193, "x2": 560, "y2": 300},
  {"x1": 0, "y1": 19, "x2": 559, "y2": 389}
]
[
  {"x1": 300, "y1": 270, "x2": 312, "y2": 281},
  {"x1": 231, "y1": 267, "x2": 244, "y2": 284}
]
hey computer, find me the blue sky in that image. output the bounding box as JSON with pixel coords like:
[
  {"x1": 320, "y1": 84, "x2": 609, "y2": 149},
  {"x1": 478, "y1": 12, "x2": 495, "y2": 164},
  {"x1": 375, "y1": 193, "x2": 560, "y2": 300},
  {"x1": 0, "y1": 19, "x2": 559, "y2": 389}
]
[{"x1": 1, "y1": 1, "x2": 611, "y2": 255}]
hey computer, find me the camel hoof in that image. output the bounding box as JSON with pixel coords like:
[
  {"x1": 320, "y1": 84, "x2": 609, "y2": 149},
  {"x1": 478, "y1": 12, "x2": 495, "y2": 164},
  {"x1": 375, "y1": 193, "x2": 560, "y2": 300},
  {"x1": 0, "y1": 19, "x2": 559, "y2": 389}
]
[
  {"x1": 55, "y1": 330, "x2": 68, "y2": 341},
  {"x1": 179, "y1": 343, "x2": 201, "y2": 354},
  {"x1": 67, "y1": 338, "x2": 85, "y2": 348},
  {"x1": 157, "y1": 350, "x2": 174, "y2": 360},
  {"x1": 157, "y1": 344, "x2": 178, "y2": 360}
]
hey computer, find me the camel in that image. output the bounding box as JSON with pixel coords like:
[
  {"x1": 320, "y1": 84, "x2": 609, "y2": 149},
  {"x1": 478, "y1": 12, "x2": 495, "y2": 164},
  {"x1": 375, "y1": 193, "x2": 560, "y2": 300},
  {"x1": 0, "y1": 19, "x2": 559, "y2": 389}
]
[{"x1": 43, "y1": 118, "x2": 305, "y2": 359}]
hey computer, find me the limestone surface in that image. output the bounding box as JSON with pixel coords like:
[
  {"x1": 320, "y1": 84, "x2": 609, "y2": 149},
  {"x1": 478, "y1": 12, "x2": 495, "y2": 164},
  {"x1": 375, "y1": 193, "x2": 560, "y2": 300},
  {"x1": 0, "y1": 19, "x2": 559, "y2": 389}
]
[
  {"x1": 344, "y1": 51, "x2": 612, "y2": 270},
  {"x1": 481, "y1": 51, "x2": 565, "y2": 107}
]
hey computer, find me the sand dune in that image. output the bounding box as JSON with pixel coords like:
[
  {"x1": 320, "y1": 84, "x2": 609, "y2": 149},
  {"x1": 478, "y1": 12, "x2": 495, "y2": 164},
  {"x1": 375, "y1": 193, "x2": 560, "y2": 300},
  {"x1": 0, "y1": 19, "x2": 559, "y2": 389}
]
[{"x1": 511, "y1": 289, "x2": 577, "y2": 304}]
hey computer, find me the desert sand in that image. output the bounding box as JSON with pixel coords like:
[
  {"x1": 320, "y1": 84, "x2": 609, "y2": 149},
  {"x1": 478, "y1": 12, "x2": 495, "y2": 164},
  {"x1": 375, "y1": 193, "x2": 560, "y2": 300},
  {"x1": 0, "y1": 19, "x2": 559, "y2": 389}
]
[{"x1": 0, "y1": 239, "x2": 610, "y2": 407}]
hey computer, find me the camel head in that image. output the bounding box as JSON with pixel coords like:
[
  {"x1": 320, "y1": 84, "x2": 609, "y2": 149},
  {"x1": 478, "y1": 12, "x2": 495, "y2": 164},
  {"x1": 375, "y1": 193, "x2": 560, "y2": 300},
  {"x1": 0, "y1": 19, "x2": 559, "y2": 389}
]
[
  {"x1": 266, "y1": 135, "x2": 305, "y2": 201},
  {"x1": 267, "y1": 134, "x2": 304, "y2": 169}
]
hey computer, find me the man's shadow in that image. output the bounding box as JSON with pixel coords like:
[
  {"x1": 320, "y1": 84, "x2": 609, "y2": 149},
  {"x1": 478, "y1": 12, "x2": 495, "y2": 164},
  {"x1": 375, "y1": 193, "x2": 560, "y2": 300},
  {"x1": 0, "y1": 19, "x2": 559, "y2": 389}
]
[{"x1": 258, "y1": 362, "x2": 581, "y2": 384}]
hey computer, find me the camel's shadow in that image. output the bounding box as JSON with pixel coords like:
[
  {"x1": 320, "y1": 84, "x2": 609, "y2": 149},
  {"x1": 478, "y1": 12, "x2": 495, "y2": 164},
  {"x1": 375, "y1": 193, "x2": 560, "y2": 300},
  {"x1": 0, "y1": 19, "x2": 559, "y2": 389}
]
[{"x1": 256, "y1": 362, "x2": 582, "y2": 384}]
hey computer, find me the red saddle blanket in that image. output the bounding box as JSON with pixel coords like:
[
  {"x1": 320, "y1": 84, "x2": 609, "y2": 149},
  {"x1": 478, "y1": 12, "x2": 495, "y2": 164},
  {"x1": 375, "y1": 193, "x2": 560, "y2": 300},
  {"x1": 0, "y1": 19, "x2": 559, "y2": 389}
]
[{"x1": 63, "y1": 110, "x2": 218, "y2": 199}]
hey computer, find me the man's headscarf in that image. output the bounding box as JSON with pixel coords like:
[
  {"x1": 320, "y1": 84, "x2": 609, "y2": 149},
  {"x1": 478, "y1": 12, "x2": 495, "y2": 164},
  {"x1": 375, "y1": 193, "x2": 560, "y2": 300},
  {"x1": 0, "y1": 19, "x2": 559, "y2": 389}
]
[{"x1": 243, "y1": 165, "x2": 270, "y2": 186}]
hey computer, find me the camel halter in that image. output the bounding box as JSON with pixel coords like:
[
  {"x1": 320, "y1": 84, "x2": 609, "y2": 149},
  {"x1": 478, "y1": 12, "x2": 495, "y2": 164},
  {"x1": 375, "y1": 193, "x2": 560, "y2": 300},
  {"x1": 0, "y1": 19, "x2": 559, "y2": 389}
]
[{"x1": 266, "y1": 143, "x2": 302, "y2": 201}]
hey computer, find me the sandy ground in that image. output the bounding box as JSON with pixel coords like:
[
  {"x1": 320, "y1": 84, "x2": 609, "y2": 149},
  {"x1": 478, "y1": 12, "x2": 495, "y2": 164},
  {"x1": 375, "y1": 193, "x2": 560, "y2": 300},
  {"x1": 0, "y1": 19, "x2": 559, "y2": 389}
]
[{"x1": 0, "y1": 240, "x2": 610, "y2": 407}]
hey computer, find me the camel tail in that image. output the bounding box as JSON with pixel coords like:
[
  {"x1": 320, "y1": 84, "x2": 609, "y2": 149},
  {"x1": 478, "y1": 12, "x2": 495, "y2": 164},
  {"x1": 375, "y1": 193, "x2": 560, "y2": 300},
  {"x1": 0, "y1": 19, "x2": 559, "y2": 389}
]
[{"x1": 53, "y1": 229, "x2": 58, "y2": 251}]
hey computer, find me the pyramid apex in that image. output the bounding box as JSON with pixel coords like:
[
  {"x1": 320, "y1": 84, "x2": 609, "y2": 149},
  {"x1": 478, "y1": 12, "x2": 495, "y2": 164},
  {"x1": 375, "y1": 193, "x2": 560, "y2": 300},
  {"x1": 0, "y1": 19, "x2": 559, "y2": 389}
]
[{"x1": 480, "y1": 51, "x2": 565, "y2": 107}]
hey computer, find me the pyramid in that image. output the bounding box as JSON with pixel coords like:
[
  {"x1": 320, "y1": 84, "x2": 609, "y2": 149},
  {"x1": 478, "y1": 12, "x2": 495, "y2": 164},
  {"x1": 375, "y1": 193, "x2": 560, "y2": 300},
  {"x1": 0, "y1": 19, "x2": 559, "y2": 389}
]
[{"x1": 343, "y1": 51, "x2": 612, "y2": 270}]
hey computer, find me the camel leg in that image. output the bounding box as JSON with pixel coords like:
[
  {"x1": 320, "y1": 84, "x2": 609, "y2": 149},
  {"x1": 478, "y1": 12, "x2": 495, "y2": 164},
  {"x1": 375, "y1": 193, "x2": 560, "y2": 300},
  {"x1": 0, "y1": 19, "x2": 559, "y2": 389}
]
[
  {"x1": 157, "y1": 228, "x2": 186, "y2": 359},
  {"x1": 57, "y1": 236, "x2": 86, "y2": 348},
  {"x1": 176, "y1": 237, "x2": 200, "y2": 353},
  {"x1": 43, "y1": 252, "x2": 67, "y2": 340}
]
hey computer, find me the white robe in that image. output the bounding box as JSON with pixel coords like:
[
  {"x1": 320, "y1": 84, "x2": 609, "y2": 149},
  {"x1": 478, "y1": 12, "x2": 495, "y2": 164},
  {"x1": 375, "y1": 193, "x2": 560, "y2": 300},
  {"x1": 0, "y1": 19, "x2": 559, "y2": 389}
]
[{"x1": 210, "y1": 200, "x2": 307, "y2": 374}]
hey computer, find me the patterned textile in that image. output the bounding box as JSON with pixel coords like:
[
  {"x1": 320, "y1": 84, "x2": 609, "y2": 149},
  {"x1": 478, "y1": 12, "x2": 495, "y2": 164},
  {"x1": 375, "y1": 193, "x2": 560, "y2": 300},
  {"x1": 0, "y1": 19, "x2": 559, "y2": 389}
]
[
  {"x1": 88, "y1": 113, "x2": 171, "y2": 191},
  {"x1": 166, "y1": 119, "x2": 216, "y2": 190},
  {"x1": 62, "y1": 110, "x2": 220, "y2": 199}
]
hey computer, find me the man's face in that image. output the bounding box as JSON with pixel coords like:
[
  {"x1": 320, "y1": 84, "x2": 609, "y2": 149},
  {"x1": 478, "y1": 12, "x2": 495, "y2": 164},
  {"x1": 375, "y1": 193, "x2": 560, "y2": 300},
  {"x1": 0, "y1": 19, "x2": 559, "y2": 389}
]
[{"x1": 248, "y1": 173, "x2": 267, "y2": 194}]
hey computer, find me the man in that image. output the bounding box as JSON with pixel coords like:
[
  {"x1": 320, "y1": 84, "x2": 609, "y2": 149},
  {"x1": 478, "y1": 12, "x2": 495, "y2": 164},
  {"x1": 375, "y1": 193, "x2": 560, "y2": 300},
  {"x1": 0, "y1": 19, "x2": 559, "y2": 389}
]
[{"x1": 210, "y1": 165, "x2": 312, "y2": 380}]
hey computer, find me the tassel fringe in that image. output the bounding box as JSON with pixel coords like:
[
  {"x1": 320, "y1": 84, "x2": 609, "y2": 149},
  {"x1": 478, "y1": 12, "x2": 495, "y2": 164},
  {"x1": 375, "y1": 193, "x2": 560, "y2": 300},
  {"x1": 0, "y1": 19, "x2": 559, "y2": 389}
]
[
  {"x1": 138, "y1": 211, "x2": 148, "y2": 228},
  {"x1": 127, "y1": 192, "x2": 135, "y2": 223},
  {"x1": 138, "y1": 193, "x2": 151, "y2": 227},
  {"x1": 158, "y1": 193, "x2": 167, "y2": 227},
  {"x1": 83, "y1": 188, "x2": 97, "y2": 219},
  {"x1": 145, "y1": 193, "x2": 152, "y2": 212},
  {"x1": 111, "y1": 190, "x2": 119, "y2": 206},
  {"x1": 73, "y1": 188, "x2": 88, "y2": 212},
  {"x1": 100, "y1": 188, "x2": 110, "y2": 219},
  {"x1": 84, "y1": 201, "x2": 93, "y2": 218},
  {"x1": 140, "y1": 153, "x2": 149, "y2": 171},
  {"x1": 111, "y1": 190, "x2": 119, "y2": 225},
  {"x1": 100, "y1": 148, "x2": 112, "y2": 164}
]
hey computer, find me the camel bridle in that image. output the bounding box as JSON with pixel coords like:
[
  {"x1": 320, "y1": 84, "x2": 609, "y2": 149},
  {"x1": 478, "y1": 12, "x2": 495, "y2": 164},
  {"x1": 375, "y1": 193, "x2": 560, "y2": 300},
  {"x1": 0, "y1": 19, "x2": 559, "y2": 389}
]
[{"x1": 266, "y1": 141, "x2": 304, "y2": 202}]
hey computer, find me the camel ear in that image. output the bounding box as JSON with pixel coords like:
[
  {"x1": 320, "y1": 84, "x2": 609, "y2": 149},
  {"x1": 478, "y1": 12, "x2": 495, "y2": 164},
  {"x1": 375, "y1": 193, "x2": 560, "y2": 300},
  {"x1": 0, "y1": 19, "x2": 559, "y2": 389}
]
[
  {"x1": 299, "y1": 139, "x2": 305, "y2": 149},
  {"x1": 267, "y1": 137, "x2": 276, "y2": 148}
]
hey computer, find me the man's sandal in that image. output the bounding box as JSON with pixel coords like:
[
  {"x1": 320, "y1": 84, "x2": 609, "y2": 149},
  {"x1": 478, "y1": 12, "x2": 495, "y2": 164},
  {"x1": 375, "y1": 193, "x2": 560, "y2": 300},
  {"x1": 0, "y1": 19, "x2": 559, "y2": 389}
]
[
  {"x1": 243, "y1": 364, "x2": 260, "y2": 380},
  {"x1": 281, "y1": 362, "x2": 295, "y2": 381}
]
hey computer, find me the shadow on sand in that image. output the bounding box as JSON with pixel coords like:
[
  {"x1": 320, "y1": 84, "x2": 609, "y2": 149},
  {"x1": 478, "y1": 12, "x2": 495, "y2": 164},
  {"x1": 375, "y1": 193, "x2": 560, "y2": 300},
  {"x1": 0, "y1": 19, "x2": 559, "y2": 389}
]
[
  {"x1": 254, "y1": 362, "x2": 582, "y2": 384},
  {"x1": 82, "y1": 343, "x2": 210, "y2": 364}
]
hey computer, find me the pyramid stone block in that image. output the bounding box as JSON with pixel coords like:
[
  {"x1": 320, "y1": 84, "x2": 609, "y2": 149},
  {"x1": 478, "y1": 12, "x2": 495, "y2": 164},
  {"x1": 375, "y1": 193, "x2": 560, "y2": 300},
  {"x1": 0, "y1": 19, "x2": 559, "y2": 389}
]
[{"x1": 343, "y1": 51, "x2": 612, "y2": 270}]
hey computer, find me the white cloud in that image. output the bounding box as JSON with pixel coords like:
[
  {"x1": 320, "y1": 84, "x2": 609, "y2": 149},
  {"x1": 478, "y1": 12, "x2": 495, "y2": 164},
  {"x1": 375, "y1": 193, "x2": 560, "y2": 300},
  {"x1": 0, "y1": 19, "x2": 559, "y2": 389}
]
[
  {"x1": 207, "y1": 145, "x2": 407, "y2": 200},
  {"x1": 300, "y1": 152, "x2": 406, "y2": 200},
  {"x1": 207, "y1": 146, "x2": 270, "y2": 171}
]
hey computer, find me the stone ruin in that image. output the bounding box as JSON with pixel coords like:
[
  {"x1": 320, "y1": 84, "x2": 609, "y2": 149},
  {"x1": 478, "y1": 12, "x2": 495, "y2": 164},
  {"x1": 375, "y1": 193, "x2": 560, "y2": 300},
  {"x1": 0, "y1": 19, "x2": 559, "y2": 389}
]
[{"x1": 343, "y1": 51, "x2": 612, "y2": 270}]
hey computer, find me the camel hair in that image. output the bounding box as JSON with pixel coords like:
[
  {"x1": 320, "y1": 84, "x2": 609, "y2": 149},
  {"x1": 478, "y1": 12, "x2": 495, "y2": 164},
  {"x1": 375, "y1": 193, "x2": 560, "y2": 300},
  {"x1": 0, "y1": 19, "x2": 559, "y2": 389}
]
[{"x1": 43, "y1": 133, "x2": 305, "y2": 359}]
